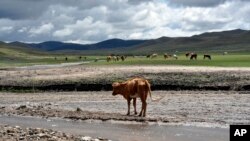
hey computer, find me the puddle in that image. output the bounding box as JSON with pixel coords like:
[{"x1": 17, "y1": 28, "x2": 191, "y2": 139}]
[{"x1": 0, "y1": 115, "x2": 228, "y2": 141}]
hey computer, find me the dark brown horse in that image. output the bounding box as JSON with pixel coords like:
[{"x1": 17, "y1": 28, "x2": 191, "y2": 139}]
[
  {"x1": 190, "y1": 53, "x2": 197, "y2": 60},
  {"x1": 185, "y1": 52, "x2": 191, "y2": 58},
  {"x1": 203, "y1": 55, "x2": 211, "y2": 60},
  {"x1": 121, "y1": 55, "x2": 126, "y2": 61},
  {"x1": 164, "y1": 54, "x2": 172, "y2": 59}
]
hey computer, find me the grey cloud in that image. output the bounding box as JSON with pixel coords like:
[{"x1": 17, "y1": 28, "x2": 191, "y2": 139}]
[
  {"x1": 169, "y1": 0, "x2": 227, "y2": 7},
  {"x1": 0, "y1": 0, "x2": 121, "y2": 20},
  {"x1": 0, "y1": 0, "x2": 250, "y2": 43},
  {"x1": 128, "y1": 0, "x2": 153, "y2": 4},
  {"x1": 169, "y1": 0, "x2": 250, "y2": 7}
]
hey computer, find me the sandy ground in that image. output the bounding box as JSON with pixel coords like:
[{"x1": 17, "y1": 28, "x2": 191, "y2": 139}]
[
  {"x1": 0, "y1": 124, "x2": 107, "y2": 141},
  {"x1": 1, "y1": 65, "x2": 250, "y2": 81},
  {"x1": 1, "y1": 91, "x2": 250, "y2": 128}
]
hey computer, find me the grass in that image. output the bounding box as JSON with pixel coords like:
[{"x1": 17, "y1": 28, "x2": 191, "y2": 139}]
[
  {"x1": 1, "y1": 54, "x2": 249, "y2": 67},
  {"x1": 92, "y1": 54, "x2": 250, "y2": 67},
  {"x1": 0, "y1": 43, "x2": 249, "y2": 68}
]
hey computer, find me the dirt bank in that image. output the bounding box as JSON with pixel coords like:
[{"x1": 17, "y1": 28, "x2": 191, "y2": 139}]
[
  {"x1": 1, "y1": 91, "x2": 249, "y2": 127},
  {"x1": 0, "y1": 124, "x2": 110, "y2": 141},
  {"x1": 0, "y1": 65, "x2": 250, "y2": 91}
]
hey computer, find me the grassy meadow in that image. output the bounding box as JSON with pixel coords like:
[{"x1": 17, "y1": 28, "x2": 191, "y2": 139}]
[
  {"x1": 93, "y1": 54, "x2": 250, "y2": 67},
  {"x1": 0, "y1": 53, "x2": 250, "y2": 68},
  {"x1": 1, "y1": 43, "x2": 250, "y2": 67}
]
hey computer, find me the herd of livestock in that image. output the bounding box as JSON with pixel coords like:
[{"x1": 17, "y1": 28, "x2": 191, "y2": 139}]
[
  {"x1": 56, "y1": 52, "x2": 230, "y2": 62},
  {"x1": 106, "y1": 52, "x2": 214, "y2": 62}
]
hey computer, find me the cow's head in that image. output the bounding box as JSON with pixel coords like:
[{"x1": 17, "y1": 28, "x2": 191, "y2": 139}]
[{"x1": 112, "y1": 82, "x2": 122, "y2": 96}]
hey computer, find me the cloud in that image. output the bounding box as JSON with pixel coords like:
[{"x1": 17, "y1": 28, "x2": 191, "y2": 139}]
[
  {"x1": 53, "y1": 28, "x2": 73, "y2": 38},
  {"x1": 168, "y1": 0, "x2": 227, "y2": 7},
  {"x1": 0, "y1": 0, "x2": 250, "y2": 43},
  {"x1": 0, "y1": 26, "x2": 13, "y2": 33},
  {"x1": 29, "y1": 23, "x2": 54, "y2": 36}
]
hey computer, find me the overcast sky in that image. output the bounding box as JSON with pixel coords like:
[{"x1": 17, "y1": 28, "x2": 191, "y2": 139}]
[{"x1": 0, "y1": 0, "x2": 250, "y2": 44}]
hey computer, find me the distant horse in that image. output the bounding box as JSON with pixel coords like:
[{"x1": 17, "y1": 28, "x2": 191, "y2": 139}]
[
  {"x1": 173, "y1": 54, "x2": 178, "y2": 60},
  {"x1": 151, "y1": 53, "x2": 158, "y2": 59},
  {"x1": 107, "y1": 56, "x2": 112, "y2": 62},
  {"x1": 112, "y1": 56, "x2": 118, "y2": 61},
  {"x1": 203, "y1": 55, "x2": 211, "y2": 60},
  {"x1": 116, "y1": 55, "x2": 120, "y2": 61},
  {"x1": 185, "y1": 52, "x2": 191, "y2": 58},
  {"x1": 121, "y1": 56, "x2": 126, "y2": 61},
  {"x1": 190, "y1": 53, "x2": 197, "y2": 60},
  {"x1": 164, "y1": 54, "x2": 172, "y2": 59}
]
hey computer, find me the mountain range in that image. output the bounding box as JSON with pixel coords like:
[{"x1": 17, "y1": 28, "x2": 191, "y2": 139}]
[{"x1": 1, "y1": 29, "x2": 250, "y2": 55}]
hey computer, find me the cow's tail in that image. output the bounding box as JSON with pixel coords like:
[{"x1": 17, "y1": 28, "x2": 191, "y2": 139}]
[{"x1": 146, "y1": 81, "x2": 162, "y2": 102}]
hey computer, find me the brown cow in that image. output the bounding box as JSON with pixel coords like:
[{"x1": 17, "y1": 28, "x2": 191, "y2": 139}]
[{"x1": 112, "y1": 77, "x2": 153, "y2": 117}]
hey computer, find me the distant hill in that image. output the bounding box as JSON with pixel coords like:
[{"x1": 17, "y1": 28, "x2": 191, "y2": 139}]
[
  {"x1": 2, "y1": 29, "x2": 250, "y2": 55},
  {"x1": 20, "y1": 39, "x2": 146, "y2": 51}
]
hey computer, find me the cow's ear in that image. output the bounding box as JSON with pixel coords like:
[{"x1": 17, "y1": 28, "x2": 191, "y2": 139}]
[{"x1": 112, "y1": 82, "x2": 120, "y2": 87}]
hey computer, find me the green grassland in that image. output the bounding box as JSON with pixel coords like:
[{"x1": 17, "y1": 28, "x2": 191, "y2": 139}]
[
  {"x1": 0, "y1": 44, "x2": 94, "y2": 67},
  {"x1": 1, "y1": 43, "x2": 250, "y2": 67},
  {"x1": 93, "y1": 54, "x2": 250, "y2": 67}
]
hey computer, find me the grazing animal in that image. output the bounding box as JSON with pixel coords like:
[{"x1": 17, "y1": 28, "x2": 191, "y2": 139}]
[
  {"x1": 112, "y1": 56, "x2": 117, "y2": 61},
  {"x1": 107, "y1": 56, "x2": 112, "y2": 62},
  {"x1": 163, "y1": 54, "x2": 169, "y2": 59},
  {"x1": 190, "y1": 53, "x2": 197, "y2": 60},
  {"x1": 223, "y1": 52, "x2": 228, "y2": 55},
  {"x1": 112, "y1": 77, "x2": 154, "y2": 117},
  {"x1": 173, "y1": 54, "x2": 178, "y2": 60},
  {"x1": 146, "y1": 55, "x2": 151, "y2": 58},
  {"x1": 164, "y1": 54, "x2": 174, "y2": 59},
  {"x1": 185, "y1": 52, "x2": 190, "y2": 58},
  {"x1": 203, "y1": 55, "x2": 211, "y2": 60},
  {"x1": 151, "y1": 53, "x2": 158, "y2": 59},
  {"x1": 116, "y1": 56, "x2": 120, "y2": 61},
  {"x1": 121, "y1": 55, "x2": 126, "y2": 61}
]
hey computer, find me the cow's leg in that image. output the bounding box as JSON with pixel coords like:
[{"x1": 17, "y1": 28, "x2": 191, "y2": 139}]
[
  {"x1": 133, "y1": 98, "x2": 137, "y2": 115},
  {"x1": 139, "y1": 91, "x2": 148, "y2": 117},
  {"x1": 139, "y1": 96, "x2": 145, "y2": 117},
  {"x1": 139, "y1": 99, "x2": 143, "y2": 117},
  {"x1": 143, "y1": 93, "x2": 148, "y2": 117},
  {"x1": 126, "y1": 98, "x2": 131, "y2": 116}
]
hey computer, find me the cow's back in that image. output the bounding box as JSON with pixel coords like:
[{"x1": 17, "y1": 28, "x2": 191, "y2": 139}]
[{"x1": 124, "y1": 77, "x2": 150, "y2": 97}]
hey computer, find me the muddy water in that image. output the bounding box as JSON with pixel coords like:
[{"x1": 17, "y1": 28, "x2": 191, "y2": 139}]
[{"x1": 0, "y1": 115, "x2": 228, "y2": 141}]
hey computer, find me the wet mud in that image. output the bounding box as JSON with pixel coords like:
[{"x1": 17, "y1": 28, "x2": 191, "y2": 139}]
[{"x1": 0, "y1": 91, "x2": 249, "y2": 127}]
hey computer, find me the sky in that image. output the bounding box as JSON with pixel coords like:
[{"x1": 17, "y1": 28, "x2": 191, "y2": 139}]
[{"x1": 0, "y1": 0, "x2": 250, "y2": 44}]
